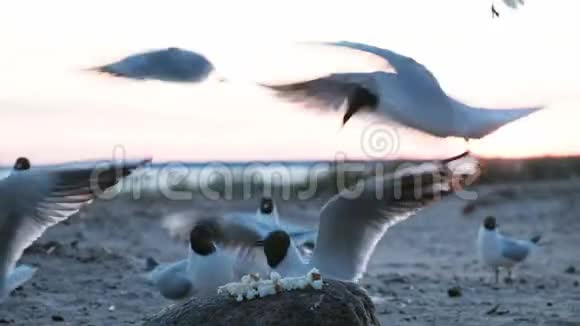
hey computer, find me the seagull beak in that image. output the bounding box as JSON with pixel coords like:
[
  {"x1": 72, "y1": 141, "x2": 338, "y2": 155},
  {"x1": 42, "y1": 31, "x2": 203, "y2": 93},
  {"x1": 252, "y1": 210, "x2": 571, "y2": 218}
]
[{"x1": 255, "y1": 240, "x2": 265, "y2": 247}]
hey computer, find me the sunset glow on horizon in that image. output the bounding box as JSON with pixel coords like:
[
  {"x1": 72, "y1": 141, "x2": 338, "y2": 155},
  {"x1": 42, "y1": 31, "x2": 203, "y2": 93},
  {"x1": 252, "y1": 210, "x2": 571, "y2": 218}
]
[{"x1": 1, "y1": 0, "x2": 579, "y2": 165}]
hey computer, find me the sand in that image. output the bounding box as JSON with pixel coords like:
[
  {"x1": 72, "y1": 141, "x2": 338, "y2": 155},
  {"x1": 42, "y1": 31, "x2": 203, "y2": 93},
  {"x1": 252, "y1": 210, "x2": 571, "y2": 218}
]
[{"x1": 1, "y1": 180, "x2": 579, "y2": 325}]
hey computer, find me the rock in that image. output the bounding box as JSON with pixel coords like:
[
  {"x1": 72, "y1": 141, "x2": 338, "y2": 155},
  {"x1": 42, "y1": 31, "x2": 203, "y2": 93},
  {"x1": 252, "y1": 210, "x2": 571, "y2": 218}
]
[
  {"x1": 447, "y1": 286, "x2": 462, "y2": 298},
  {"x1": 51, "y1": 315, "x2": 65, "y2": 322},
  {"x1": 143, "y1": 279, "x2": 380, "y2": 326}
]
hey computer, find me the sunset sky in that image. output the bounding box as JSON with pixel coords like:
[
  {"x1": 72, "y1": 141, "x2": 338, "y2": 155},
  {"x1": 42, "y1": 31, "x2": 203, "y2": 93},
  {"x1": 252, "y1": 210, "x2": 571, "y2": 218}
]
[{"x1": 1, "y1": 0, "x2": 579, "y2": 165}]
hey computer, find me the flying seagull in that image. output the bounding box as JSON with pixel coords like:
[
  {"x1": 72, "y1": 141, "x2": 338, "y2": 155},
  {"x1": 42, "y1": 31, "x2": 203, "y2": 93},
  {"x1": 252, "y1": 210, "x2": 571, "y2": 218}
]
[
  {"x1": 477, "y1": 216, "x2": 541, "y2": 283},
  {"x1": 255, "y1": 151, "x2": 479, "y2": 281},
  {"x1": 89, "y1": 47, "x2": 224, "y2": 83},
  {"x1": 492, "y1": 0, "x2": 525, "y2": 18},
  {"x1": 260, "y1": 41, "x2": 542, "y2": 140},
  {"x1": 203, "y1": 151, "x2": 479, "y2": 282},
  {"x1": 0, "y1": 157, "x2": 151, "y2": 302}
]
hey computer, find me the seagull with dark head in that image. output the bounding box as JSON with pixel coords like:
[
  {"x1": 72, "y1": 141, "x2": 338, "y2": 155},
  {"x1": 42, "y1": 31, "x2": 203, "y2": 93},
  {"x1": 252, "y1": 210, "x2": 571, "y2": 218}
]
[
  {"x1": 478, "y1": 215, "x2": 541, "y2": 283},
  {"x1": 254, "y1": 151, "x2": 480, "y2": 281},
  {"x1": 0, "y1": 157, "x2": 151, "y2": 302},
  {"x1": 147, "y1": 216, "x2": 272, "y2": 300},
  {"x1": 260, "y1": 41, "x2": 542, "y2": 141}
]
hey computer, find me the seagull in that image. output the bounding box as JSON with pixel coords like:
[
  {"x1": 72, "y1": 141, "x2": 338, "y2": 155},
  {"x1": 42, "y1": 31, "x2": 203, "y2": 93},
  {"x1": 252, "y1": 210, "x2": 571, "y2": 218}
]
[
  {"x1": 147, "y1": 221, "x2": 247, "y2": 300},
  {"x1": 259, "y1": 41, "x2": 542, "y2": 140},
  {"x1": 89, "y1": 47, "x2": 224, "y2": 83},
  {"x1": 0, "y1": 157, "x2": 151, "y2": 302},
  {"x1": 147, "y1": 202, "x2": 316, "y2": 300},
  {"x1": 239, "y1": 151, "x2": 480, "y2": 281},
  {"x1": 257, "y1": 196, "x2": 280, "y2": 225},
  {"x1": 146, "y1": 217, "x2": 268, "y2": 300},
  {"x1": 477, "y1": 216, "x2": 541, "y2": 283},
  {"x1": 492, "y1": 0, "x2": 525, "y2": 18}
]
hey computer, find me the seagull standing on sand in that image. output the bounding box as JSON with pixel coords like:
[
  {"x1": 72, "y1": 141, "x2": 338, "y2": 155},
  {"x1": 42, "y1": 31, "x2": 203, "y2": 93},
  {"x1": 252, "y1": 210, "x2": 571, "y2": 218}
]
[
  {"x1": 0, "y1": 157, "x2": 151, "y2": 303},
  {"x1": 260, "y1": 41, "x2": 542, "y2": 141},
  {"x1": 241, "y1": 152, "x2": 480, "y2": 281},
  {"x1": 478, "y1": 216, "x2": 541, "y2": 283},
  {"x1": 89, "y1": 47, "x2": 225, "y2": 83}
]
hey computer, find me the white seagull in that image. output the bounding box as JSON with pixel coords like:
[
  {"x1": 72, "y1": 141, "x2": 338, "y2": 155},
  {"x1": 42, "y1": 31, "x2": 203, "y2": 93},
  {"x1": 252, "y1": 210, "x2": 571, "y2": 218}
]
[
  {"x1": 89, "y1": 47, "x2": 225, "y2": 83},
  {"x1": 0, "y1": 157, "x2": 151, "y2": 302},
  {"x1": 260, "y1": 41, "x2": 542, "y2": 140},
  {"x1": 477, "y1": 216, "x2": 541, "y2": 283},
  {"x1": 222, "y1": 152, "x2": 480, "y2": 282},
  {"x1": 146, "y1": 220, "x2": 249, "y2": 300}
]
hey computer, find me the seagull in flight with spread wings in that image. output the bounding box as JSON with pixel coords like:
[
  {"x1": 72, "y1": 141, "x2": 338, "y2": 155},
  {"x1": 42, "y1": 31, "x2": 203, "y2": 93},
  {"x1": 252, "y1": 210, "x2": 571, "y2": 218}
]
[{"x1": 259, "y1": 41, "x2": 542, "y2": 141}]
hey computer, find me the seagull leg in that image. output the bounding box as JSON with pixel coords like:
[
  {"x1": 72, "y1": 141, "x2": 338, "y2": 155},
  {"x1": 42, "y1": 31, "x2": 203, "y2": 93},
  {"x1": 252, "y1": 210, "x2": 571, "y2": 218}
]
[
  {"x1": 492, "y1": 5, "x2": 500, "y2": 18},
  {"x1": 494, "y1": 268, "x2": 500, "y2": 284},
  {"x1": 506, "y1": 269, "x2": 513, "y2": 284}
]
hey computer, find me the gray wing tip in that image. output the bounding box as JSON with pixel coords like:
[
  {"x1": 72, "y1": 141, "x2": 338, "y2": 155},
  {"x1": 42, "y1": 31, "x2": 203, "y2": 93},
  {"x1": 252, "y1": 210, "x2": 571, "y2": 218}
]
[
  {"x1": 84, "y1": 64, "x2": 136, "y2": 79},
  {"x1": 393, "y1": 151, "x2": 480, "y2": 201}
]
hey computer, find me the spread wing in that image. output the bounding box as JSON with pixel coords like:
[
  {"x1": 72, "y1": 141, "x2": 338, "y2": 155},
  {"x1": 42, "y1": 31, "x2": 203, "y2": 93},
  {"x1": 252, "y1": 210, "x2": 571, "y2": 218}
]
[
  {"x1": 261, "y1": 73, "x2": 380, "y2": 114},
  {"x1": 0, "y1": 158, "x2": 151, "y2": 275},
  {"x1": 311, "y1": 152, "x2": 479, "y2": 281},
  {"x1": 89, "y1": 47, "x2": 215, "y2": 83}
]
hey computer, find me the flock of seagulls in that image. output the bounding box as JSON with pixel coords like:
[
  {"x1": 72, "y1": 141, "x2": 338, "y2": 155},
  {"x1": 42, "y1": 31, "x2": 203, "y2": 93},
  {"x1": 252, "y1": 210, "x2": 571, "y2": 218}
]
[
  {"x1": 1, "y1": 35, "x2": 542, "y2": 304},
  {"x1": 144, "y1": 151, "x2": 482, "y2": 301}
]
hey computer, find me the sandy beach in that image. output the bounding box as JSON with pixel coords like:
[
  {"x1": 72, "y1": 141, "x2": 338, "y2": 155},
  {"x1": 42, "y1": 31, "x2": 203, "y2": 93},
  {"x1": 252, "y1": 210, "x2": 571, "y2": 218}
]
[{"x1": 1, "y1": 179, "x2": 579, "y2": 325}]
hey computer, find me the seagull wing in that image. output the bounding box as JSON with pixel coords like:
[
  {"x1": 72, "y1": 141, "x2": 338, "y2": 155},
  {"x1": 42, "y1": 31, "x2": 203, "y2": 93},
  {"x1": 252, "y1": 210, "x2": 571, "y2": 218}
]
[
  {"x1": 500, "y1": 237, "x2": 532, "y2": 262},
  {"x1": 311, "y1": 152, "x2": 479, "y2": 281},
  {"x1": 89, "y1": 47, "x2": 215, "y2": 83},
  {"x1": 0, "y1": 158, "x2": 150, "y2": 275}
]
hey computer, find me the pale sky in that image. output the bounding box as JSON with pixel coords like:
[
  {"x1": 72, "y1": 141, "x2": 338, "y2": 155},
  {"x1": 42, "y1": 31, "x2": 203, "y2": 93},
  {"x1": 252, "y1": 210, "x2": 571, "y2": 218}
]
[{"x1": 1, "y1": 0, "x2": 579, "y2": 165}]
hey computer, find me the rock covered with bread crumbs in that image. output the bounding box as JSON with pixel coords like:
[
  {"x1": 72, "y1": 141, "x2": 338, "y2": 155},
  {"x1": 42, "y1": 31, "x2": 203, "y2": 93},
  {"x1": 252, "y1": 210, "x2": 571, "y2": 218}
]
[{"x1": 217, "y1": 268, "x2": 323, "y2": 301}]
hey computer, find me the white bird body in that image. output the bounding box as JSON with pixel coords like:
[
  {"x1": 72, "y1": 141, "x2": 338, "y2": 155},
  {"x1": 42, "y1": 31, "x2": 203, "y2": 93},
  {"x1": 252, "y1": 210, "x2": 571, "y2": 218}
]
[{"x1": 187, "y1": 248, "x2": 236, "y2": 297}]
